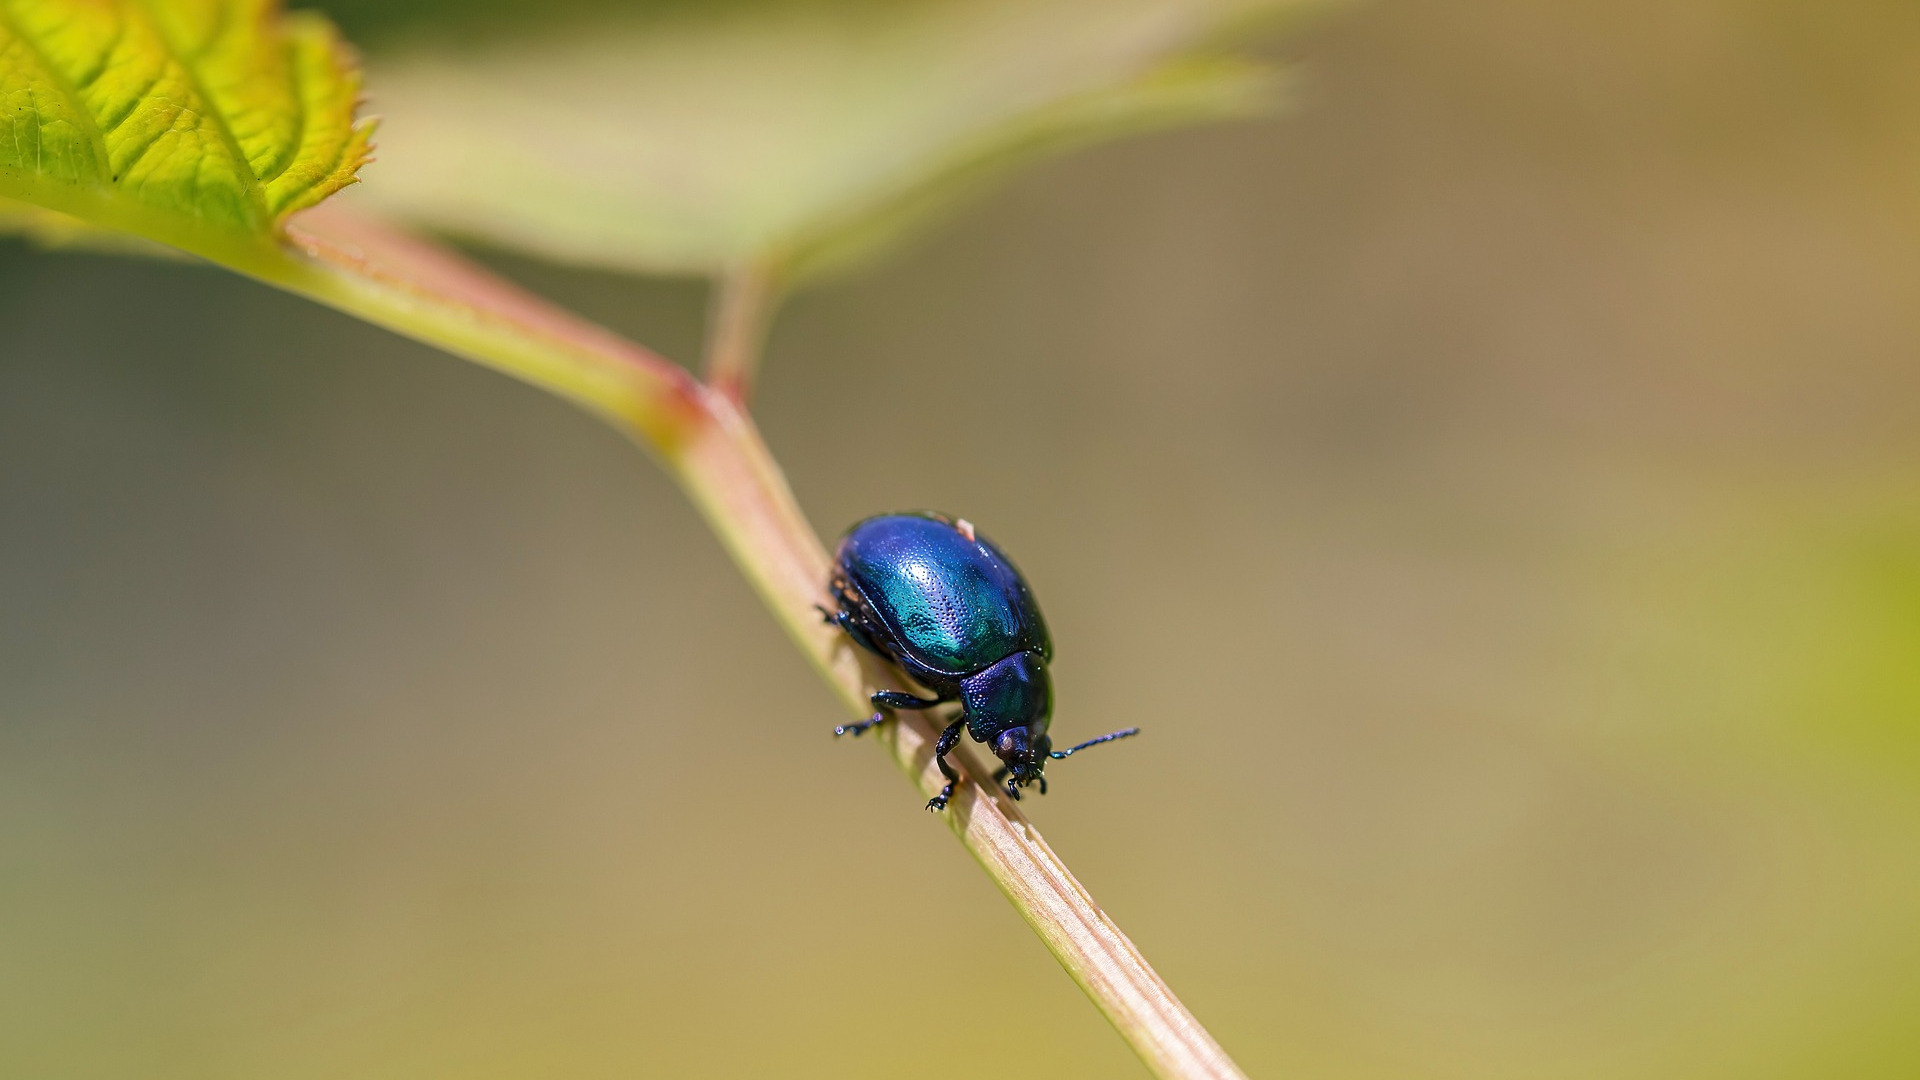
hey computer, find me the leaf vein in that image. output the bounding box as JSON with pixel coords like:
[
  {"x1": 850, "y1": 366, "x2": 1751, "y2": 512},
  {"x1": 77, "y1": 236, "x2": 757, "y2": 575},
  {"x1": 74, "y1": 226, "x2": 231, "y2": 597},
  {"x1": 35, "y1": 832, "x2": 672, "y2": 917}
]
[
  {"x1": 96, "y1": 66, "x2": 163, "y2": 135},
  {"x1": 72, "y1": 13, "x2": 128, "y2": 92},
  {"x1": 254, "y1": 22, "x2": 303, "y2": 188},
  {"x1": 183, "y1": 0, "x2": 235, "y2": 63},
  {"x1": 126, "y1": 0, "x2": 266, "y2": 227},
  {"x1": 0, "y1": 4, "x2": 110, "y2": 183}
]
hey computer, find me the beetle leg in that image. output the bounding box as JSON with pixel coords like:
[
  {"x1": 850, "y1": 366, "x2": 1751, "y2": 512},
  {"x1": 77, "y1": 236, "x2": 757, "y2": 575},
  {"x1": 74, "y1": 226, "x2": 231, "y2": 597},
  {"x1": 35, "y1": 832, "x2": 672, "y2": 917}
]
[
  {"x1": 925, "y1": 719, "x2": 967, "y2": 812},
  {"x1": 871, "y1": 689, "x2": 946, "y2": 710},
  {"x1": 840, "y1": 689, "x2": 950, "y2": 738},
  {"x1": 833, "y1": 712, "x2": 890, "y2": 737}
]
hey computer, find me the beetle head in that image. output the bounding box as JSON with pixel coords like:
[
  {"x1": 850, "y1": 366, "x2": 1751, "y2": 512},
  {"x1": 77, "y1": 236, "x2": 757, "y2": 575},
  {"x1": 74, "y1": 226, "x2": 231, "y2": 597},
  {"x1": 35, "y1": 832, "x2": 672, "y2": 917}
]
[
  {"x1": 991, "y1": 726, "x2": 1051, "y2": 799},
  {"x1": 992, "y1": 725, "x2": 1143, "y2": 800}
]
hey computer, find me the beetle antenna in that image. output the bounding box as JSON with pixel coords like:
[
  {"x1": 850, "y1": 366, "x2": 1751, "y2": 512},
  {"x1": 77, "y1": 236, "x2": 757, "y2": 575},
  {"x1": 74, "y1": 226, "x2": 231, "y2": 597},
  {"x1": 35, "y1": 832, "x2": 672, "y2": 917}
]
[{"x1": 1048, "y1": 727, "x2": 1141, "y2": 759}]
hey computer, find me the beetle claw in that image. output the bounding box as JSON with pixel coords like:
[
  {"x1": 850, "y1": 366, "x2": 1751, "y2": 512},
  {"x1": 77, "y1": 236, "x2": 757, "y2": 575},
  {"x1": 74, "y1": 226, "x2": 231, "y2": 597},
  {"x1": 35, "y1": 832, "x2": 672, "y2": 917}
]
[{"x1": 834, "y1": 712, "x2": 888, "y2": 737}]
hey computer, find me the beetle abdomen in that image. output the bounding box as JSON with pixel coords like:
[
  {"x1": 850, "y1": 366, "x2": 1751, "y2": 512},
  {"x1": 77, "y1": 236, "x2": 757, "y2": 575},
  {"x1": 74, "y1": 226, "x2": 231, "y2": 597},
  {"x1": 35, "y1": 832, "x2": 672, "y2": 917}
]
[{"x1": 836, "y1": 513, "x2": 1050, "y2": 675}]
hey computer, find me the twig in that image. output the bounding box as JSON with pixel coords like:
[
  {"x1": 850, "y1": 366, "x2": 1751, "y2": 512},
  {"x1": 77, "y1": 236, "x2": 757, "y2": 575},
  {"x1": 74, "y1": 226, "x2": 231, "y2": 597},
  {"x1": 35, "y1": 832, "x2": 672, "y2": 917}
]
[
  {"x1": 676, "y1": 396, "x2": 1248, "y2": 1079},
  {"x1": 263, "y1": 203, "x2": 1249, "y2": 1080},
  {"x1": 702, "y1": 258, "x2": 781, "y2": 405}
]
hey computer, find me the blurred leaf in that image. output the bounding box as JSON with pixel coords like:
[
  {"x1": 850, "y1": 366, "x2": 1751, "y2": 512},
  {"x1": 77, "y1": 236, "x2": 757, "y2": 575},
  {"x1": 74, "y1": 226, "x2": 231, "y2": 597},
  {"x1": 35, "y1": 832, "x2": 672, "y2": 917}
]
[
  {"x1": 357, "y1": 0, "x2": 1320, "y2": 282},
  {"x1": 0, "y1": 0, "x2": 373, "y2": 257}
]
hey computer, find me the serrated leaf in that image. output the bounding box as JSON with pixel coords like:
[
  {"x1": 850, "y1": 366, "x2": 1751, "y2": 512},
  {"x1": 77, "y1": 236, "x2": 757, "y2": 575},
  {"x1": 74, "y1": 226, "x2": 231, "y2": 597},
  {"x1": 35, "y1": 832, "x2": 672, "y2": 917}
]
[
  {"x1": 0, "y1": 0, "x2": 373, "y2": 256},
  {"x1": 357, "y1": 0, "x2": 1320, "y2": 283}
]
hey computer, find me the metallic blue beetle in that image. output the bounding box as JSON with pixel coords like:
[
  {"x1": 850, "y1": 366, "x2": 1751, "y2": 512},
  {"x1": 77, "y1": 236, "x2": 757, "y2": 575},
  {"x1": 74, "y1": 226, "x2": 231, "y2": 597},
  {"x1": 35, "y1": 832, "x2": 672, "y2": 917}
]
[{"x1": 823, "y1": 511, "x2": 1138, "y2": 811}]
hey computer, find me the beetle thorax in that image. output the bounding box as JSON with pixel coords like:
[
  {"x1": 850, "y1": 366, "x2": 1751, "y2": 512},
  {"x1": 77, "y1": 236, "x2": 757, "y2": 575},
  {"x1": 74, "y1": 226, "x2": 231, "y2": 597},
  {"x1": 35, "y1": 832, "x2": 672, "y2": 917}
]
[{"x1": 960, "y1": 650, "x2": 1052, "y2": 746}]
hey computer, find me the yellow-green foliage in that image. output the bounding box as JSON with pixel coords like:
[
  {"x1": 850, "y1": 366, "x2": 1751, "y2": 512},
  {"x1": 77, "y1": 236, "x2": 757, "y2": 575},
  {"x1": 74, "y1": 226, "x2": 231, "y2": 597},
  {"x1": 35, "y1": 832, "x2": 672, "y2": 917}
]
[{"x1": 0, "y1": 0, "x2": 371, "y2": 246}]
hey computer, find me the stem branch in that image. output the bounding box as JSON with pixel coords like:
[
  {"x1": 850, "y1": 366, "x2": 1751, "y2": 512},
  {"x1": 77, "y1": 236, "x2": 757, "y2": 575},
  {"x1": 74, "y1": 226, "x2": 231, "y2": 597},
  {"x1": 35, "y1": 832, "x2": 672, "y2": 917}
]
[
  {"x1": 261, "y1": 204, "x2": 1247, "y2": 1080},
  {"x1": 703, "y1": 258, "x2": 780, "y2": 405}
]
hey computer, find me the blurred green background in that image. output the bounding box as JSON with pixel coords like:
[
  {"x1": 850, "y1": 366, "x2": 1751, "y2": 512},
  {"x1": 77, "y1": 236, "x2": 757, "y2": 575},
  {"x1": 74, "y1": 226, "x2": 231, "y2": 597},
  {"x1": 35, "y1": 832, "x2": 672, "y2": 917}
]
[{"x1": 5, "y1": 1, "x2": 1920, "y2": 1077}]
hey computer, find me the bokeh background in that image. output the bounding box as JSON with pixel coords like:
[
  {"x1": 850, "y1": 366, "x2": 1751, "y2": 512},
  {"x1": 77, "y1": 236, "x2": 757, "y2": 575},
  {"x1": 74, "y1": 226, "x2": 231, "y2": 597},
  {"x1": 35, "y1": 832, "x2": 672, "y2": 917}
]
[{"x1": 5, "y1": 1, "x2": 1920, "y2": 1077}]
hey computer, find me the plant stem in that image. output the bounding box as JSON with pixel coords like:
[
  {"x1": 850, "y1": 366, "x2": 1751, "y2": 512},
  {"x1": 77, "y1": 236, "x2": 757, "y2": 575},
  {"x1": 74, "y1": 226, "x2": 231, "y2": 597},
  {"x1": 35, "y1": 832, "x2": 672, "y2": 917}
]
[
  {"x1": 674, "y1": 405, "x2": 1246, "y2": 1079},
  {"x1": 703, "y1": 258, "x2": 780, "y2": 405},
  {"x1": 265, "y1": 204, "x2": 1248, "y2": 1080}
]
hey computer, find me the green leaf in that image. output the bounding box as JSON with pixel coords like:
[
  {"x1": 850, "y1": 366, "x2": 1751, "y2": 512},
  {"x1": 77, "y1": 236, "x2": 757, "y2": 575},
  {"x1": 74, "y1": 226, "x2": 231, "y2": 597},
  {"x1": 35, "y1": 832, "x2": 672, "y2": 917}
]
[
  {"x1": 356, "y1": 0, "x2": 1320, "y2": 282},
  {"x1": 0, "y1": 0, "x2": 373, "y2": 258}
]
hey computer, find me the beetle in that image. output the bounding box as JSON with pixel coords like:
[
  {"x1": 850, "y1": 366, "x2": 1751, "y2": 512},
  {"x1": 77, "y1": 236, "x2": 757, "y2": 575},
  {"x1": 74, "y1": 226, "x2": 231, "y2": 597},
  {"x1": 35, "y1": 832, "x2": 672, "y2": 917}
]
[{"x1": 821, "y1": 511, "x2": 1138, "y2": 811}]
